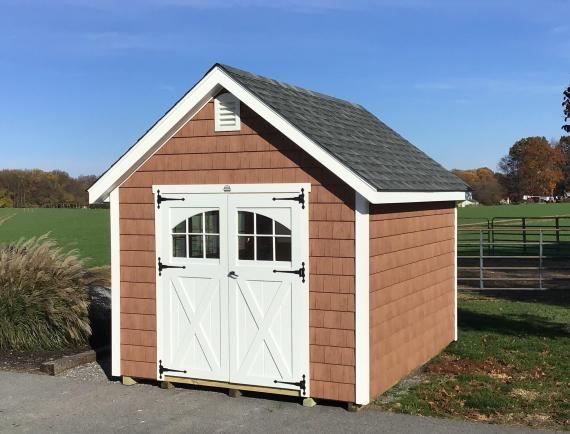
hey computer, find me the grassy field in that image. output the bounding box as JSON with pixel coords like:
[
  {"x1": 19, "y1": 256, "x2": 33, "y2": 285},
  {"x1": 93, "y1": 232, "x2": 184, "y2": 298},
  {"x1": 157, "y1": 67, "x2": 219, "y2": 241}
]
[
  {"x1": 376, "y1": 291, "x2": 570, "y2": 431},
  {"x1": 458, "y1": 203, "x2": 570, "y2": 258},
  {"x1": 458, "y1": 202, "x2": 570, "y2": 222},
  {"x1": 0, "y1": 203, "x2": 569, "y2": 266},
  {"x1": 0, "y1": 208, "x2": 109, "y2": 267}
]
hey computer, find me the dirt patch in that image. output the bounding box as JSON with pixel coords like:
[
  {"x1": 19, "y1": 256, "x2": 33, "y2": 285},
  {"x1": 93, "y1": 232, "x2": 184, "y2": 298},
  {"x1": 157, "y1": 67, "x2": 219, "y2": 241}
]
[
  {"x1": 426, "y1": 354, "x2": 515, "y2": 379},
  {"x1": 0, "y1": 347, "x2": 91, "y2": 373}
]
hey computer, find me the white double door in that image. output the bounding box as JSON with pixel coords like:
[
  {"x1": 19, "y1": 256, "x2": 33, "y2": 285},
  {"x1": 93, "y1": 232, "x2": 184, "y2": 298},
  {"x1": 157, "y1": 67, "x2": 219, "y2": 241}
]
[{"x1": 156, "y1": 189, "x2": 309, "y2": 393}]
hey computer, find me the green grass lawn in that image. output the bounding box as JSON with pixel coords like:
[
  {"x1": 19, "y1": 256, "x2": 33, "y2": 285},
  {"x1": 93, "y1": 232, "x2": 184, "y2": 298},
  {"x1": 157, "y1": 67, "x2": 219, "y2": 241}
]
[
  {"x1": 0, "y1": 208, "x2": 110, "y2": 267},
  {"x1": 459, "y1": 202, "x2": 570, "y2": 222},
  {"x1": 1, "y1": 203, "x2": 570, "y2": 266},
  {"x1": 376, "y1": 291, "x2": 570, "y2": 431},
  {"x1": 459, "y1": 203, "x2": 570, "y2": 258}
]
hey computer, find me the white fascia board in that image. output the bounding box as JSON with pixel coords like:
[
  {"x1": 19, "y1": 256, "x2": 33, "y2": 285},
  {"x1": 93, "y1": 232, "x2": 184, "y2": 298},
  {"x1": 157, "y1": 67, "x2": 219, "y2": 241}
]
[
  {"x1": 354, "y1": 192, "x2": 370, "y2": 405},
  {"x1": 369, "y1": 191, "x2": 466, "y2": 204},
  {"x1": 152, "y1": 183, "x2": 311, "y2": 195}
]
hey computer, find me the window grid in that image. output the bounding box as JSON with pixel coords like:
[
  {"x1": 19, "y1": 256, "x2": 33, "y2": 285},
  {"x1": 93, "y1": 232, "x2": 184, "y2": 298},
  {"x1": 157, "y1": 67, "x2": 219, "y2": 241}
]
[
  {"x1": 171, "y1": 211, "x2": 220, "y2": 259},
  {"x1": 238, "y1": 211, "x2": 291, "y2": 262}
]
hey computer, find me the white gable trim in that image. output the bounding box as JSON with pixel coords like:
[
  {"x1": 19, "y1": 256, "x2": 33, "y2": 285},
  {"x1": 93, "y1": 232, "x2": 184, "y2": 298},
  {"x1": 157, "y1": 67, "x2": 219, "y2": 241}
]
[
  {"x1": 88, "y1": 66, "x2": 465, "y2": 205},
  {"x1": 89, "y1": 68, "x2": 222, "y2": 204}
]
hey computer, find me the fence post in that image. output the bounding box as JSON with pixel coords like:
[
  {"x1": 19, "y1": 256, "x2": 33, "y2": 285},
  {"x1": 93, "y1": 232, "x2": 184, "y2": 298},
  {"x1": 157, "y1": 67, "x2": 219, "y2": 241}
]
[
  {"x1": 490, "y1": 218, "x2": 495, "y2": 256},
  {"x1": 480, "y1": 230, "x2": 484, "y2": 290},
  {"x1": 522, "y1": 217, "x2": 527, "y2": 254},
  {"x1": 556, "y1": 217, "x2": 560, "y2": 253},
  {"x1": 487, "y1": 221, "x2": 491, "y2": 256},
  {"x1": 539, "y1": 230, "x2": 543, "y2": 290}
]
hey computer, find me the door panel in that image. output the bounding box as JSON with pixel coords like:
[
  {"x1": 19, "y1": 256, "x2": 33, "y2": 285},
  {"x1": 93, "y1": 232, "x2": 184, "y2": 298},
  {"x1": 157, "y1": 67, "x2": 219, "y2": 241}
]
[
  {"x1": 227, "y1": 194, "x2": 309, "y2": 391},
  {"x1": 156, "y1": 194, "x2": 228, "y2": 381}
]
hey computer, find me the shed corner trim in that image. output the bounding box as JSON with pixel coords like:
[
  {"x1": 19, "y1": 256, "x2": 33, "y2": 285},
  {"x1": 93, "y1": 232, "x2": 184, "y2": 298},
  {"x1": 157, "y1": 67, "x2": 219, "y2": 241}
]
[
  {"x1": 354, "y1": 192, "x2": 370, "y2": 405},
  {"x1": 109, "y1": 188, "x2": 121, "y2": 377}
]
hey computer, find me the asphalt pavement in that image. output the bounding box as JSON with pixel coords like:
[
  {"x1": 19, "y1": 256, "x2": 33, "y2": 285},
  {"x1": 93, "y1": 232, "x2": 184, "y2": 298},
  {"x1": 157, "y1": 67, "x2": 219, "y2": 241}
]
[{"x1": 0, "y1": 371, "x2": 559, "y2": 434}]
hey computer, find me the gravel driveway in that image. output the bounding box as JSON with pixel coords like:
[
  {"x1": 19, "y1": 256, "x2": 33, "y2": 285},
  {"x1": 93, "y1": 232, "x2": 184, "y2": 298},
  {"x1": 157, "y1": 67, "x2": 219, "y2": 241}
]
[{"x1": 0, "y1": 370, "x2": 558, "y2": 434}]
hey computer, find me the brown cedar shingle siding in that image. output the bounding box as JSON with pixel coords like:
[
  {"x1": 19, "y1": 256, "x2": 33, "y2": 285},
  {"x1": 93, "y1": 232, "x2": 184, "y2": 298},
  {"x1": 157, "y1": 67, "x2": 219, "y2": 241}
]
[
  {"x1": 369, "y1": 202, "x2": 455, "y2": 397},
  {"x1": 118, "y1": 100, "x2": 356, "y2": 402}
]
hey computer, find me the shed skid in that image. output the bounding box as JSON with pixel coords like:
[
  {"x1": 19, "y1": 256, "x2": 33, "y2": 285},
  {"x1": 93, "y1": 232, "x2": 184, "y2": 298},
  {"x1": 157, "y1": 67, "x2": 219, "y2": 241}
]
[{"x1": 163, "y1": 376, "x2": 302, "y2": 398}]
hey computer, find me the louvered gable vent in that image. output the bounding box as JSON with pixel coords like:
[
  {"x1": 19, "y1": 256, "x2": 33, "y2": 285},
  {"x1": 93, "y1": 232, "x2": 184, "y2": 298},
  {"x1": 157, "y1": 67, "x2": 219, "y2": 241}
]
[{"x1": 214, "y1": 92, "x2": 241, "y2": 131}]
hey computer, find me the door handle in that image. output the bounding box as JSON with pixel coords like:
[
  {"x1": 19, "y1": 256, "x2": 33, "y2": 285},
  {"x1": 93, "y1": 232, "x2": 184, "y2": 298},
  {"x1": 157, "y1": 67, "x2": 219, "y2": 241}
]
[{"x1": 228, "y1": 271, "x2": 239, "y2": 279}]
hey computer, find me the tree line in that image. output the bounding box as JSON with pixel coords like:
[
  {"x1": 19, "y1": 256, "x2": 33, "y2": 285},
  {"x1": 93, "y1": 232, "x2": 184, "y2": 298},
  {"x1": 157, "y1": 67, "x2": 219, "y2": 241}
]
[
  {"x1": 0, "y1": 169, "x2": 96, "y2": 208},
  {"x1": 453, "y1": 136, "x2": 570, "y2": 205},
  {"x1": 454, "y1": 85, "x2": 570, "y2": 205}
]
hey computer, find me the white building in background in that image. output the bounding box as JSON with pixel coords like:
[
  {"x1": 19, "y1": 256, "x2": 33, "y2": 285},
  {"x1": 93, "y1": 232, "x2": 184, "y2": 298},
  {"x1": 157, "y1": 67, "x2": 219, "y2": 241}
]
[{"x1": 458, "y1": 199, "x2": 479, "y2": 208}]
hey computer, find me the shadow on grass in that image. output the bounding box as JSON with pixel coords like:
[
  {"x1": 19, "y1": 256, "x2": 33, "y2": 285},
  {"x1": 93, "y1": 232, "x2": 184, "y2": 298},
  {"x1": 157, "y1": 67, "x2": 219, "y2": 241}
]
[{"x1": 458, "y1": 307, "x2": 570, "y2": 338}]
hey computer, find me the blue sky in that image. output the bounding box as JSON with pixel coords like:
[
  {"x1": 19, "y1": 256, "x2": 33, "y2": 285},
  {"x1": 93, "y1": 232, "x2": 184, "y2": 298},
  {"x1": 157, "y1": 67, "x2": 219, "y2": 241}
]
[{"x1": 0, "y1": 0, "x2": 568, "y2": 177}]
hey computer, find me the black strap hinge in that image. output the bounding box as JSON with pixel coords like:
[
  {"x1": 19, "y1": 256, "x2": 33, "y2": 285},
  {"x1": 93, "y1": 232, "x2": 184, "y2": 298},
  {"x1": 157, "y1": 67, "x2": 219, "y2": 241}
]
[
  {"x1": 274, "y1": 374, "x2": 306, "y2": 395},
  {"x1": 273, "y1": 262, "x2": 305, "y2": 283},
  {"x1": 156, "y1": 190, "x2": 185, "y2": 209},
  {"x1": 158, "y1": 360, "x2": 187, "y2": 378},
  {"x1": 157, "y1": 257, "x2": 186, "y2": 276},
  {"x1": 272, "y1": 188, "x2": 305, "y2": 209}
]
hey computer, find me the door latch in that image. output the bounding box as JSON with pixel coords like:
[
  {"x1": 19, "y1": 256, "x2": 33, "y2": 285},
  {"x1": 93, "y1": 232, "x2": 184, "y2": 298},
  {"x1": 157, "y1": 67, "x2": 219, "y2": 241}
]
[
  {"x1": 157, "y1": 257, "x2": 186, "y2": 276},
  {"x1": 228, "y1": 271, "x2": 239, "y2": 279},
  {"x1": 273, "y1": 262, "x2": 306, "y2": 283}
]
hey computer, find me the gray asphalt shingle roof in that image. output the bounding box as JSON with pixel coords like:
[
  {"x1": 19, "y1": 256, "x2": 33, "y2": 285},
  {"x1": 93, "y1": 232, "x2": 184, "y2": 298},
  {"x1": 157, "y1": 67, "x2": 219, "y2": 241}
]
[{"x1": 219, "y1": 64, "x2": 467, "y2": 192}]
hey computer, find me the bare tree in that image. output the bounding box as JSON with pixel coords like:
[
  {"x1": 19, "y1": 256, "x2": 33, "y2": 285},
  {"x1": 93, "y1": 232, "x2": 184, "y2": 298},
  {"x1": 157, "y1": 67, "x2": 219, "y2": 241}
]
[{"x1": 562, "y1": 86, "x2": 570, "y2": 133}]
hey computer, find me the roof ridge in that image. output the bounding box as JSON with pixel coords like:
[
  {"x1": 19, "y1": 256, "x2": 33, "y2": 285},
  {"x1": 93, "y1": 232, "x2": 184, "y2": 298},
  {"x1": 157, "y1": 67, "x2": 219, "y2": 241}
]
[{"x1": 217, "y1": 63, "x2": 365, "y2": 110}]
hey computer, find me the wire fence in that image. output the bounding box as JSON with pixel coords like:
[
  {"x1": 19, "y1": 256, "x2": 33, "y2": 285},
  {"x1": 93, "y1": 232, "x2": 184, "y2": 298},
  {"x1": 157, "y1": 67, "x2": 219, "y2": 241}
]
[{"x1": 457, "y1": 218, "x2": 570, "y2": 290}]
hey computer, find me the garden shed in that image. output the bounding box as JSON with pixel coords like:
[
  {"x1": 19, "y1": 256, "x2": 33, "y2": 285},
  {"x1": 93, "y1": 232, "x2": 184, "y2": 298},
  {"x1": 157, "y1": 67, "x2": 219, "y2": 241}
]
[{"x1": 88, "y1": 64, "x2": 467, "y2": 406}]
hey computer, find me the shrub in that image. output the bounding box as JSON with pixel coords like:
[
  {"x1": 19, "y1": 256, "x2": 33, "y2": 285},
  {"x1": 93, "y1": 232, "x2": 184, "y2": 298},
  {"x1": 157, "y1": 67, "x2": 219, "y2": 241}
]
[{"x1": 0, "y1": 235, "x2": 91, "y2": 350}]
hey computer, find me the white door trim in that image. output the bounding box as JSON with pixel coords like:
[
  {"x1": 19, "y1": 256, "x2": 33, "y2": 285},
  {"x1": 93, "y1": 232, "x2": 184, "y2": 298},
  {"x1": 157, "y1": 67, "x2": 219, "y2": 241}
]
[
  {"x1": 354, "y1": 192, "x2": 370, "y2": 405},
  {"x1": 109, "y1": 188, "x2": 121, "y2": 377},
  {"x1": 152, "y1": 183, "x2": 311, "y2": 195},
  {"x1": 152, "y1": 183, "x2": 310, "y2": 397}
]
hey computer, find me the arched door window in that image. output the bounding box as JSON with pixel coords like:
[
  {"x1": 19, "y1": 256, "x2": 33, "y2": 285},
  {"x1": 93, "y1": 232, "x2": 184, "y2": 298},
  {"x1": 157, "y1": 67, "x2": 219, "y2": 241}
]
[
  {"x1": 172, "y1": 210, "x2": 220, "y2": 259},
  {"x1": 237, "y1": 211, "x2": 291, "y2": 261}
]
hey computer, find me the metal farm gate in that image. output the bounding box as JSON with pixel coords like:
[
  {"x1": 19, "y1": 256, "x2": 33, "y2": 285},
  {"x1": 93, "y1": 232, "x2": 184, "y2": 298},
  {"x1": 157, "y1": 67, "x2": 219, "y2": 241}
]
[{"x1": 458, "y1": 216, "x2": 570, "y2": 290}]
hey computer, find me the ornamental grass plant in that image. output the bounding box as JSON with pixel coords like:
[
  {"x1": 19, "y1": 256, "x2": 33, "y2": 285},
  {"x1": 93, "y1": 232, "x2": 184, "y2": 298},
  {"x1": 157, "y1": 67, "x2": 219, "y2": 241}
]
[{"x1": 0, "y1": 235, "x2": 91, "y2": 350}]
